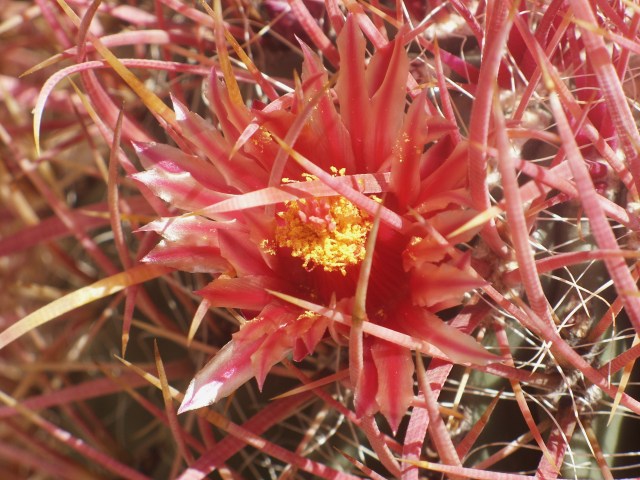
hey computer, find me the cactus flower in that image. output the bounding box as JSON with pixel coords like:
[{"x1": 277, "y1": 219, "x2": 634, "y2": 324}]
[{"x1": 134, "y1": 16, "x2": 497, "y2": 432}]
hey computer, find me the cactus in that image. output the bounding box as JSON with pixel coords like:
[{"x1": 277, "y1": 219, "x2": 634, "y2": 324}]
[{"x1": 1, "y1": 1, "x2": 640, "y2": 478}]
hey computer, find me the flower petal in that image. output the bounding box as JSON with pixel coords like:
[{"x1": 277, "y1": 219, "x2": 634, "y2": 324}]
[
  {"x1": 217, "y1": 229, "x2": 272, "y2": 277},
  {"x1": 300, "y1": 314, "x2": 330, "y2": 360},
  {"x1": 300, "y1": 42, "x2": 356, "y2": 173},
  {"x1": 173, "y1": 98, "x2": 266, "y2": 192},
  {"x1": 402, "y1": 209, "x2": 483, "y2": 269},
  {"x1": 138, "y1": 216, "x2": 232, "y2": 245},
  {"x1": 133, "y1": 141, "x2": 231, "y2": 193},
  {"x1": 178, "y1": 336, "x2": 263, "y2": 413},
  {"x1": 206, "y1": 69, "x2": 252, "y2": 141},
  {"x1": 400, "y1": 307, "x2": 497, "y2": 365},
  {"x1": 335, "y1": 15, "x2": 370, "y2": 169},
  {"x1": 131, "y1": 170, "x2": 223, "y2": 211},
  {"x1": 251, "y1": 329, "x2": 293, "y2": 390},
  {"x1": 353, "y1": 336, "x2": 379, "y2": 418},
  {"x1": 365, "y1": 34, "x2": 410, "y2": 171},
  {"x1": 391, "y1": 90, "x2": 431, "y2": 209},
  {"x1": 197, "y1": 275, "x2": 285, "y2": 310},
  {"x1": 410, "y1": 262, "x2": 487, "y2": 308},
  {"x1": 143, "y1": 242, "x2": 230, "y2": 273},
  {"x1": 372, "y1": 339, "x2": 415, "y2": 434},
  {"x1": 292, "y1": 314, "x2": 319, "y2": 361},
  {"x1": 233, "y1": 304, "x2": 297, "y2": 343},
  {"x1": 417, "y1": 141, "x2": 469, "y2": 205}
]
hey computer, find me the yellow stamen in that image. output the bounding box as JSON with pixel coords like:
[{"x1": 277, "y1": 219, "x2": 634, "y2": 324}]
[{"x1": 273, "y1": 195, "x2": 371, "y2": 275}]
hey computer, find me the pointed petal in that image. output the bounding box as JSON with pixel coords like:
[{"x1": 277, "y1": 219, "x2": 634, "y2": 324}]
[
  {"x1": 403, "y1": 234, "x2": 450, "y2": 267},
  {"x1": 133, "y1": 141, "x2": 230, "y2": 193},
  {"x1": 292, "y1": 340, "x2": 309, "y2": 363},
  {"x1": 400, "y1": 307, "x2": 498, "y2": 365},
  {"x1": 354, "y1": 336, "x2": 379, "y2": 418},
  {"x1": 300, "y1": 314, "x2": 330, "y2": 359},
  {"x1": 131, "y1": 169, "x2": 224, "y2": 211},
  {"x1": 232, "y1": 304, "x2": 296, "y2": 343},
  {"x1": 418, "y1": 141, "x2": 469, "y2": 205},
  {"x1": 138, "y1": 216, "x2": 228, "y2": 245},
  {"x1": 366, "y1": 35, "x2": 410, "y2": 171},
  {"x1": 251, "y1": 329, "x2": 293, "y2": 390},
  {"x1": 335, "y1": 15, "x2": 370, "y2": 168},
  {"x1": 391, "y1": 90, "x2": 430, "y2": 208},
  {"x1": 217, "y1": 229, "x2": 271, "y2": 276},
  {"x1": 173, "y1": 98, "x2": 266, "y2": 191},
  {"x1": 410, "y1": 262, "x2": 487, "y2": 308},
  {"x1": 402, "y1": 210, "x2": 482, "y2": 270},
  {"x1": 197, "y1": 275, "x2": 285, "y2": 310},
  {"x1": 372, "y1": 339, "x2": 415, "y2": 434},
  {"x1": 300, "y1": 42, "x2": 356, "y2": 173},
  {"x1": 205, "y1": 69, "x2": 251, "y2": 140},
  {"x1": 178, "y1": 336, "x2": 263, "y2": 413},
  {"x1": 286, "y1": 312, "x2": 328, "y2": 361},
  {"x1": 143, "y1": 243, "x2": 230, "y2": 273},
  {"x1": 415, "y1": 189, "x2": 474, "y2": 216},
  {"x1": 431, "y1": 209, "x2": 483, "y2": 244},
  {"x1": 292, "y1": 313, "x2": 320, "y2": 361}
]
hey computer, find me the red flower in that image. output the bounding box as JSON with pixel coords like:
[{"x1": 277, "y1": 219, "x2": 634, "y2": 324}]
[{"x1": 134, "y1": 16, "x2": 498, "y2": 432}]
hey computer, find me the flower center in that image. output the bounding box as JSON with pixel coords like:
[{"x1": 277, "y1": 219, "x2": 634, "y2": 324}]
[{"x1": 274, "y1": 195, "x2": 372, "y2": 275}]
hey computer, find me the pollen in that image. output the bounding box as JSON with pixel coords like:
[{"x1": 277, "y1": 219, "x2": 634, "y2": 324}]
[{"x1": 274, "y1": 195, "x2": 372, "y2": 275}]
